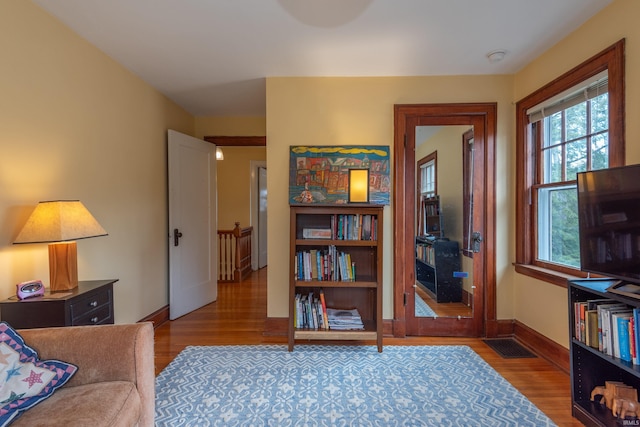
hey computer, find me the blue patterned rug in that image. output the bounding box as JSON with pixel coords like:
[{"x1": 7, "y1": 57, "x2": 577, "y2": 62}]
[
  {"x1": 155, "y1": 345, "x2": 556, "y2": 426},
  {"x1": 415, "y1": 294, "x2": 437, "y2": 318}
]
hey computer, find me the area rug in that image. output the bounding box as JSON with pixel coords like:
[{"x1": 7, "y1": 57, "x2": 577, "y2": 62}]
[
  {"x1": 155, "y1": 345, "x2": 556, "y2": 426},
  {"x1": 415, "y1": 293, "x2": 438, "y2": 318}
]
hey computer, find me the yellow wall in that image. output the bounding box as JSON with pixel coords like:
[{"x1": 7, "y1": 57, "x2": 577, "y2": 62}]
[
  {"x1": 512, "y1": 0, "x2": 640, "y2": 348},
  {"x1": 0, "y1": 1, "x2": 194, "y2": 323},
  {"x1": 194, "y1": 117, "x2": 267, "y2": 230},
  {"x1": 266, "y1": 76, "x2": 514, "y2": 319}
]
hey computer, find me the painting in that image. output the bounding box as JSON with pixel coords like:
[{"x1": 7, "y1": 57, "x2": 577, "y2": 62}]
[{"x1": 289, "y1": 145, "x2": 390, "y2": 205}]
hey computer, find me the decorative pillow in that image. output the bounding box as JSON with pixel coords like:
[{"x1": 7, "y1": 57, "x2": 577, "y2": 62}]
[{"x1": 0, "y1": 322, "x2": 77, "y2": 426}]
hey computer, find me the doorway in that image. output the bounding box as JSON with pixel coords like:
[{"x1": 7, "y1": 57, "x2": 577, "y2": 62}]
[
  {"x1": 251, "y1": 160, "x2": 268, "y2": 270},
  {"x1": 393, "y1": 103, "x2": 497, "y2": 338}
]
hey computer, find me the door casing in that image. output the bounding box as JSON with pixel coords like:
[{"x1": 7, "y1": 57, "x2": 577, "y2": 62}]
[{"x1": 393, "y1": 103, "x2": 497, "y2": 338}]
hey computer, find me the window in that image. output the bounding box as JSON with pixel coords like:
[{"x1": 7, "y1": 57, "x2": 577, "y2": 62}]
[
  {"x1": 419, "y1": 155, "x2": 436, "y2": 199},
  {"x1": 515, "y1": 40, "x2": 625, "y2": 284},
  {"x1": 532, "y1": 74, "x2": 609, "y2": 268},
  {"x1": 417, "y1": 151, "x2": 437, "y2": 236}
]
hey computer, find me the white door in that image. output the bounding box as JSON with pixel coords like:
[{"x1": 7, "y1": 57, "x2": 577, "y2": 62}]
[
  {"x1": 168, "y1": 129, "x2": 217, "y2": 320},
  {"x1": 258, "y1": 166, "x2": 268, "y2": 268}
]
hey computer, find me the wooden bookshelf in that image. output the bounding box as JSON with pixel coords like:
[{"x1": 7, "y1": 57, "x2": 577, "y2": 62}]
[
  {"x1": 418, "y1": 195, "x2": 443, "y2": 237},
  {"x1": 289, "y1": 205, "x2": 383, "y2": 352}
]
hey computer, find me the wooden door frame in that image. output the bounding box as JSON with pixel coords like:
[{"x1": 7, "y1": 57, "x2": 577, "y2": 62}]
[{"x1": 392, "y1": 103, "x2": 497, "y2": 338}]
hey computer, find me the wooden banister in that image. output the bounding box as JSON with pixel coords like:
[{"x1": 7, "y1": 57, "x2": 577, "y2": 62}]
[{"x1": 218, "y1": 223, "x2": 253, "y2": 283}]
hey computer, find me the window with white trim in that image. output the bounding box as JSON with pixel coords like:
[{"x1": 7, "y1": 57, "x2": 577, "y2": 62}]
[
  {"x1": 515, "y1": 39, "x2": 625, "y2": 282},
  {"x1": 529, "y1": 72, "x2": 609, "y2": 268}
]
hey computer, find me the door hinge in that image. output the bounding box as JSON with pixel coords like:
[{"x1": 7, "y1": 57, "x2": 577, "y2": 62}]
[{"x1": 404, "y1": 134, "x2": 407, "y2": 147}]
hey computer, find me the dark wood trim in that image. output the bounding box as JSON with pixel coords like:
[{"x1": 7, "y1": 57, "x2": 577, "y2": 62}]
[
  {"x1": 203, "y1": 136, "x2": 266, "y2": 146},
  {"x1": 393, "y1": 103, "x2": 497, "y2": 338},
  {"x1": 515, "y1": 39, "x2": 625, "y2": 275},
  {"x1": 462, "y1": 129, "x2": 474, "y2": 259},
  {"x1": 139, "y1": 305, "x2": 169, "y2": 329},
  {"x1": 493, "y1": 319, "x2": 515, "y2": 337},
  {"x1": 514, "y1": 319, "x2": 569, "y2": 374},
  {"x1": 264, "y1": 317, "x2": 287, "y2": 336}
]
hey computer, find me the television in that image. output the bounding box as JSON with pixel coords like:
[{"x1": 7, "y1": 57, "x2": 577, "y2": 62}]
[{"x1": 577, "y1": 164, "x2": 640, "y2": 283}]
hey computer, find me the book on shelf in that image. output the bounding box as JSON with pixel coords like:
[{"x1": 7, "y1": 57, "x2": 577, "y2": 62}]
[
  {"x1": 295, "y1": 247, "x2": 356, "y2": 281},
  {"x1": 326, "y1": 308, "x2": 364, "y2": 331},
  {"x1": 329, "y1": 214, "x2": 377, "y2": 241},
  {"x1": 302, "y1": 228, "x2": 332, "y2": 239},
  {"x1": 574, "y1": 297, "x2": 640, "y2": 365},
  {"x1": 617, "y1": 314, "x2": 633, "y2": 362}
]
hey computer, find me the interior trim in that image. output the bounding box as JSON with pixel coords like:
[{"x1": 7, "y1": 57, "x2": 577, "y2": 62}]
[{"x1": 204, "y1": 136, "x2": 266, "y2": 146}]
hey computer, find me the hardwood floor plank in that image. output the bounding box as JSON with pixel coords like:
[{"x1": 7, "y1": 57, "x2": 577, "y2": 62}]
[{"x1": 153, "y1": 267, "x2": 583, "y2": 426}]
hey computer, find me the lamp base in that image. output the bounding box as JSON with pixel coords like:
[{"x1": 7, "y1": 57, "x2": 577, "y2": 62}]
[{"x1": 48, "y1": 242, "x2": 78, "y2": 292}]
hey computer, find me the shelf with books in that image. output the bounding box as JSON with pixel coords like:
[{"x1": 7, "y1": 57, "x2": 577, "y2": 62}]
[
  {"x1": 415, "y1": 237, "x2": 461, "y2": 303},
  {"x1": 418, "y1": 195, "x2": 443, "y2": 238},
  {"x1": 289, "y1": 205, "x2": 383, "y2": 352},
  {"x1": 569, "y1": 278, "x2": 640, "y2": 426}
]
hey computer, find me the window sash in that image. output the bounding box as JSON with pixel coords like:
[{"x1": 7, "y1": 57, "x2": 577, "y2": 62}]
[{"x1": 527, "y1": 71, "x2": 608, "y2": 123}]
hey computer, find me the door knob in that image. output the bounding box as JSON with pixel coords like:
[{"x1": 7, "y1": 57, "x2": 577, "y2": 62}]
[
  {"x1": 472, "y1": 231, "x2": 483, "y2": 253},
  {"x1": 174, "y1": 228, "x2": 183, "y2": 247}
]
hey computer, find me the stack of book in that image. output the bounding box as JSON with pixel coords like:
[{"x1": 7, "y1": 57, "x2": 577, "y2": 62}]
[
  {"x1": 574, "y1": 298, "x2": 640, "y2": 363},
  {"x1": 326, "y1": 308, "x2": 364, "y2": 330}
]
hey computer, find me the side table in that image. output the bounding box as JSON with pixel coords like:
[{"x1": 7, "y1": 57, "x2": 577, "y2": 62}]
[{"x1": 0, "y1": 279, "x2": 117, "y2": 329}]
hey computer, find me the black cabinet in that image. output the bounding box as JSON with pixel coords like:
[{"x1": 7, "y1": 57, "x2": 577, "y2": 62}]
[
  {"x1": 0, "y1": 280, "x2": 116, "y2": 329},
  {"x1": 415, "y1": 237, "x2": 461, "y2": 303},
  {"x1": 569, "y1": 278, "x2": 640, "y2": 426}
]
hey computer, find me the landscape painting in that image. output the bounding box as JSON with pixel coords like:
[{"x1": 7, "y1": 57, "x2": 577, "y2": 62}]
[{"x1": 289, "y1": 145, "x2": 390, "y2": 205}]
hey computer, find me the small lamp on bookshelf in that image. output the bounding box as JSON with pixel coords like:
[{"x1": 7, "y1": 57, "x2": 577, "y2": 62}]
[{"x1": 348, "y1": 169, "x2": 369, "y2": 203}]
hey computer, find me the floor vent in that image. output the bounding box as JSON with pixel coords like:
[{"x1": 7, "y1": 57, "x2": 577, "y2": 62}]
[{"x1": 482, "y1": 338, "x2": 537, "y2": 359}]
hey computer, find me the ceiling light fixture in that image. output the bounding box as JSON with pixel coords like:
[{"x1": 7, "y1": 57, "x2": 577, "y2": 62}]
[{"x1": 486, "y1": 49, "x2": 507, "y2": 63}]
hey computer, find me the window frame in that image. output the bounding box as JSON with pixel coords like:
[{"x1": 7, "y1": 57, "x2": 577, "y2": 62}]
[
  {"x1": 417, "y1": 151, "x2": 437, "y2": 236},
  {"x1": 515, "y1": 39, "x2": 625, "y2": 287},
  {"x1": 462, "y1": 129, "x2": 474, "y2": 258}
]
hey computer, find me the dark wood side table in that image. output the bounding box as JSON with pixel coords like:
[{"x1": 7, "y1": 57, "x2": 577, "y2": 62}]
[{"x1": 0, "y1": 279, "x2": 117, "y2": 329}]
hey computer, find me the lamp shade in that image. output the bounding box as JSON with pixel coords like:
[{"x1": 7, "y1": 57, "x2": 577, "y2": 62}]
[
  {"x1": 14, "y1": 200, "x2": 107, "y2": 244},
  {"x1": 348, "y1": 169, "x2": 370, "y2": 203},
  {"x1": 14, "y1": 201, "x2": 107, "y2": 292}
]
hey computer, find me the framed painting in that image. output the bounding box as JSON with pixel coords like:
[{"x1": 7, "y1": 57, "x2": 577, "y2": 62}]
[{"x1": 289, "y1": 145, "x2": 390, "y2": 205}]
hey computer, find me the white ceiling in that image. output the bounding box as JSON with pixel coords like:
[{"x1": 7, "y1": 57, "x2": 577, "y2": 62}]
[{"x1": 32, "y1": 0, "x2": 612, "y2": 116}]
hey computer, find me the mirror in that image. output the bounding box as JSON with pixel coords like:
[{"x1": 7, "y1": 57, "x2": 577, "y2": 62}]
[{"x1": 414, "y1": 125, "x2": 474, "y2": 319}]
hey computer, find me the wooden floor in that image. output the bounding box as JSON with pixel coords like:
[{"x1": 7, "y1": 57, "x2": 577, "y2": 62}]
[{"x1": 154, "y1": 267, "x2": 583, "y2": 426}]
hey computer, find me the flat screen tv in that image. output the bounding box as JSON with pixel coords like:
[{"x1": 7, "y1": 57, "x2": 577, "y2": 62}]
[{"x1": 577, "y1": 164, "x2": 640, "y2": 283}]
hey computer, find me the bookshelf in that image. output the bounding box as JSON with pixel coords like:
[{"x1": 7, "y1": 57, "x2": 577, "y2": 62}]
[
  {"x1": 418, "y1": 195, "x2": 443, "y2": 237},
  {"x1": 415, "y1": 237, "x2": 461, "y2": 303},
  {"x1": 289, "y1": 205, "x2": 383, "y2": 352},
  {"x1": 569, "y1": 278, "x2": 640, "y2": 426}
]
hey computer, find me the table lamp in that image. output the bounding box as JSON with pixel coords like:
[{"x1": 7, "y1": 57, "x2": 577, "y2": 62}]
[{"x1": 14, "y1": 200, "x2": 108, "y2": 292}]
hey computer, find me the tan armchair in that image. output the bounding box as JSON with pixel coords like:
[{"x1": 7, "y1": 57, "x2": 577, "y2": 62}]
[{"x1": 12, "y1": 322, "x2": 155, "y2": 427}]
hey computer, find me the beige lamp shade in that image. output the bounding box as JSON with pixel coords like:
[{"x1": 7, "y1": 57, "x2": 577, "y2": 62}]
[{"x1": 14, "y1": 200, "x2": 107, "y2": 291}]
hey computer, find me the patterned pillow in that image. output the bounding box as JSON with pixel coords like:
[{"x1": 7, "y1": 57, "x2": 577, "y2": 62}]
[{"x1": 0, "y1": 322, "x2": 77, "y2": 426}]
